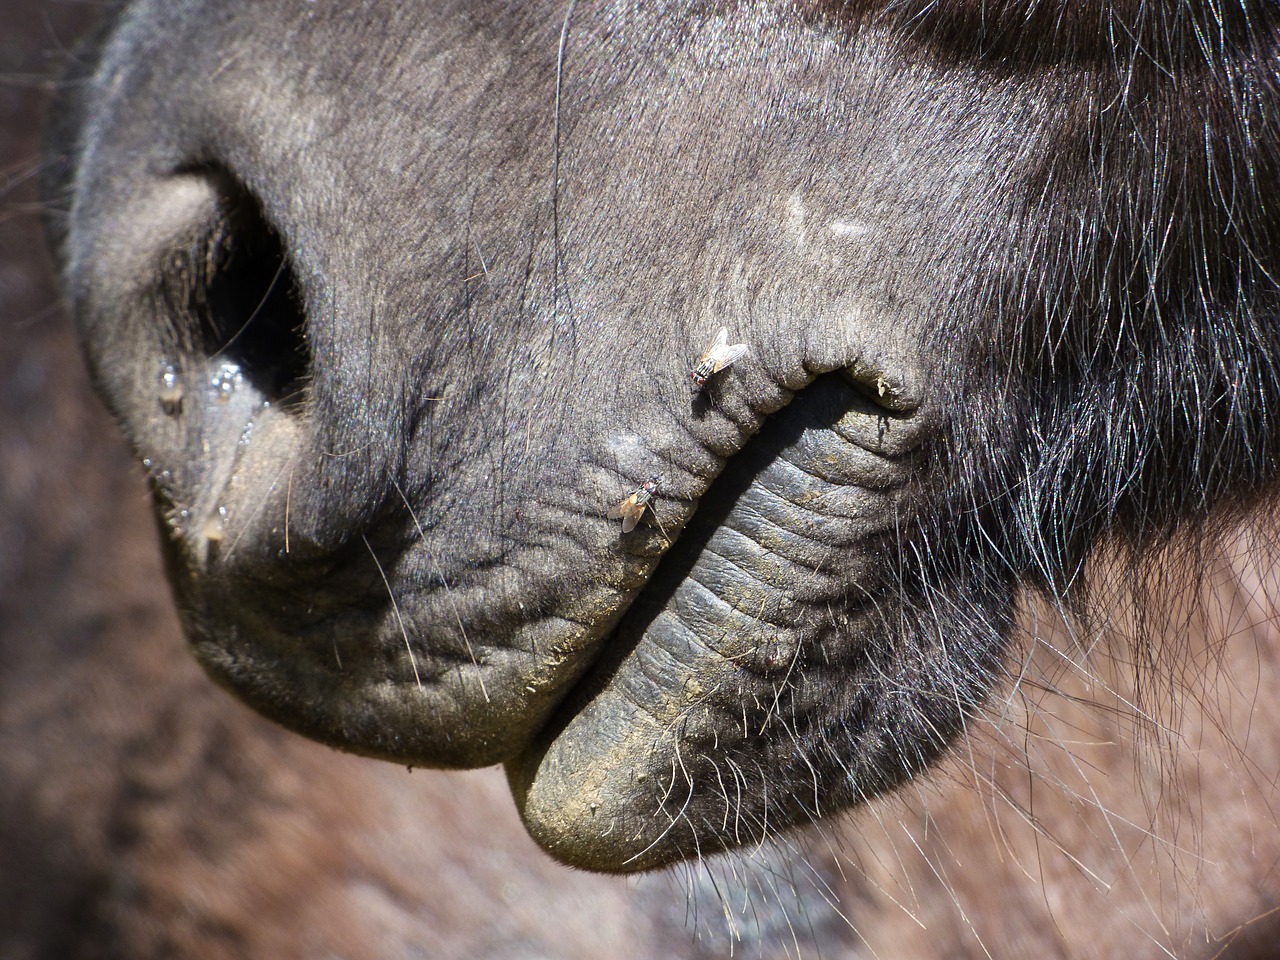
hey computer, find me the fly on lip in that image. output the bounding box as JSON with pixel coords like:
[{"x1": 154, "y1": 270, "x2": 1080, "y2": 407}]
[
  {"x1": 608, "y1": 477, "x2": 659, "y2": 533},
  {"x1": 691, "y1": 327, "x2": 748, "y2": 389}
]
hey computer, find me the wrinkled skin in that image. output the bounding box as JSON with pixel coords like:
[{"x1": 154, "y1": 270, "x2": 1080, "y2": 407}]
[
  {"x1": 46, "y1": 0, "x2": 1280, "y2": 871},
  {"x1": 23, "y1": 0, "x2": 1280, "y2": 952}
]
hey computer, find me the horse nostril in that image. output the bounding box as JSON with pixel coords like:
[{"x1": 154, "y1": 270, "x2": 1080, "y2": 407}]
[
  {"x1": 75, "y1": 166, "x2": 317, "y2": 554},
  {"x1": 159, "y1": 168, "x2": 309, "y2": 414}
]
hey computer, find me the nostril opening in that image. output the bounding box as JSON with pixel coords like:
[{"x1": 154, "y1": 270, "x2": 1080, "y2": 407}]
[
  {"x1": 203, "y1": 194, "x2": 308, "y2": 408},
  {"x1": 160, "y1": 167, "x2": 309, "y2": 411}
]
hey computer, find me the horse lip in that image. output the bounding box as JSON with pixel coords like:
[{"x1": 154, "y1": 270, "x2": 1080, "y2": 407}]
[
  {"x1": 506, "y1": 373, "x2": 930, "y2": 870},
  {"x1": 176, "y1": 367, "x2": 928, "y2": 774}
]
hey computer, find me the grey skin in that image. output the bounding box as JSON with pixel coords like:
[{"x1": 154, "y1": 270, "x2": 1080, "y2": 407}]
[{"x1": 47, "y1": 0, "x2": 1280, "y2": 871}]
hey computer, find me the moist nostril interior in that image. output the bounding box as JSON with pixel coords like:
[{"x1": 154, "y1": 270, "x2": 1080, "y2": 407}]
[{"x1": 163, "y1": 170, "x2": 309, "y2": 411}]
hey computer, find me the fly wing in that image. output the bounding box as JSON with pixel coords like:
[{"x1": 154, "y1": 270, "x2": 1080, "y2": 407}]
[
  {"x1": 609, "y1": 493, "x2": 644, "y2": 532},
  {"x1": 711, "y1": 342, "x2": 749, "y2": 373},
  {"x1": 710, "y1": 326, "x2": 729, "y2": 351}
]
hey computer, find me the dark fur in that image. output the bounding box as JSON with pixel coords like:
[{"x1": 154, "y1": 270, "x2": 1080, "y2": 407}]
[{"x1": 13, "y1": 0, "x2": 1280, "y2": 954}]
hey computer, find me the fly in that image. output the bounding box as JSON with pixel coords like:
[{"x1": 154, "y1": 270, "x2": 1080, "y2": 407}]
[
  {"x1": 691, "y1": 326, "x2": 749, "y2": 388},
  {"x1": 608, "y1": 477, "x2": 659, "y2": 533}
]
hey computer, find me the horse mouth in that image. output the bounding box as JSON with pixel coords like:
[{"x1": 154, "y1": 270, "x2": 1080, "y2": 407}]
[
  {"x1": 505, "y1": 372, "x2": 938, "y2": 871},
  {"x1": 174, "y1": 366, "x2": 957, "y2": 872}
]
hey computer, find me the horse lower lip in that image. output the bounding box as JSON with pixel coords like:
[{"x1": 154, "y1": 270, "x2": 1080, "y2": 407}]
[{"x1": 508, "y1": 374, "x2": 920, "y2": 870}]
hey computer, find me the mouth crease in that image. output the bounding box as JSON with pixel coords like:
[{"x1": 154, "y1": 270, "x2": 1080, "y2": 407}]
[{"x1": 524, "y1": 372, "x2": 880, "y2": 746}]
